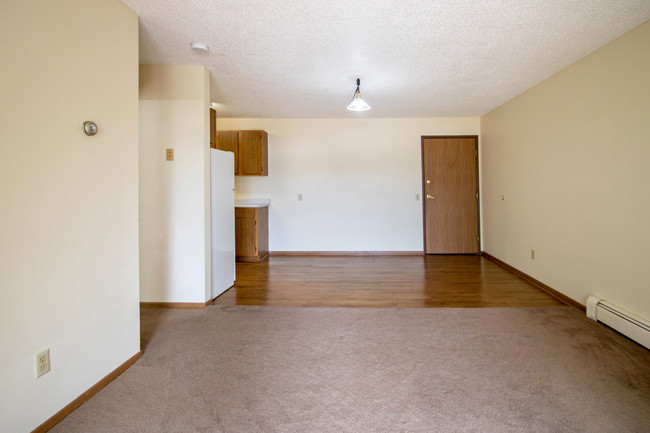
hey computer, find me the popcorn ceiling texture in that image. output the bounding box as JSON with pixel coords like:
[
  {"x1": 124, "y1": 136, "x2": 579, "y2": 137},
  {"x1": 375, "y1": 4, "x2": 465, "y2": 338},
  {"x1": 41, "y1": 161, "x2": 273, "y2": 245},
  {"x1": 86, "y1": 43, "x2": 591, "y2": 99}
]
[{"x1": 122, "y1": 0, "x2": 650, "y2": 118}]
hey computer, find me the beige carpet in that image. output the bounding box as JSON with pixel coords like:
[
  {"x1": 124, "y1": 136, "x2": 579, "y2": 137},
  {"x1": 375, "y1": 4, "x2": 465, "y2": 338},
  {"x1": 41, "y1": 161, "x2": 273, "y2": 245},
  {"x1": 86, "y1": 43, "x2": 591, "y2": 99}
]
[{"x1": 50, "y1": 305, "x2": 650, "y2": 432}]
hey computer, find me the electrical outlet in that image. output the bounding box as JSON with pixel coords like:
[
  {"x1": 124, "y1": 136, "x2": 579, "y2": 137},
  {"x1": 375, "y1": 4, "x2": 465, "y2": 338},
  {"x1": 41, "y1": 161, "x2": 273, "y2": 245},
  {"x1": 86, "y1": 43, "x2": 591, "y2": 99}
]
[
  {"x1": 415, "y1": 193, "x2": 420, "y2": 201},
  {"x1": 36, "y1": 348, "x2": 50, "y2": 378},
  {"x1": 531, "y1": 249, "x2": 535, "y2": 260},
  {"x1": 298, "y1": 193, "x2": 303, "y2": 201},
  {"x1": 166, "y1": 148, "x2": 174, "y2": 161}
]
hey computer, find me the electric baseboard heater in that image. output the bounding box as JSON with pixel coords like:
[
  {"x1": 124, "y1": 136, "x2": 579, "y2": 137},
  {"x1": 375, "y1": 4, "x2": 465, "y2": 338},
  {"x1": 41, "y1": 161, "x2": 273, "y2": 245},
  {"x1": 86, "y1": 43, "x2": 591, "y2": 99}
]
[{"x1": 586, "y1": 296, "x2": 650, "y2": 350}]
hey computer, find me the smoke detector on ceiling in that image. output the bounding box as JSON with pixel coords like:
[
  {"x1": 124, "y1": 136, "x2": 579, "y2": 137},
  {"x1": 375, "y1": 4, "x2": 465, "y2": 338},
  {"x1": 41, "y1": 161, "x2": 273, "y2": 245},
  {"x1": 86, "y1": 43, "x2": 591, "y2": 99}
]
[{"x1": 191, "y1": 42, "x2": 209, "y2": 53}]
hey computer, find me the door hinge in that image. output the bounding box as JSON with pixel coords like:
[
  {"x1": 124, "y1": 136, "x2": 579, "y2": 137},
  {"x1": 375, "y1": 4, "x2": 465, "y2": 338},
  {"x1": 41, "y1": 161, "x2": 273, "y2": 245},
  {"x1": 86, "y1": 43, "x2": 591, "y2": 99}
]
[
  {"x1": 477, "y1": 236, "x2": 480, "y2": 242},
  {"x1": 476, "y1": 192, "x2": 479, "y2": 199}
]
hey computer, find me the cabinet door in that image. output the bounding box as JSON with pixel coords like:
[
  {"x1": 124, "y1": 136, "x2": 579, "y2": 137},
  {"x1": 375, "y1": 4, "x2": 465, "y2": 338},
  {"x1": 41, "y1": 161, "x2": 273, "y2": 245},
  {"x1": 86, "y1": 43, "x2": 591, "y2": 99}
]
[
  {"x1": 235, "y1": 208, "x2": 257, "y2": 257},
  {"x1": 209, "y1": 108, "x2": 216, "y2": 148},
  {"x1": 239, "y1": 131, "x2": 268, "y2": 176},
  {"x1": 216, "y1": 131, "x2": 239, "y2": 174},
  {"x1": 256, "y1": 206, "x2": 269, "y2": 259}
]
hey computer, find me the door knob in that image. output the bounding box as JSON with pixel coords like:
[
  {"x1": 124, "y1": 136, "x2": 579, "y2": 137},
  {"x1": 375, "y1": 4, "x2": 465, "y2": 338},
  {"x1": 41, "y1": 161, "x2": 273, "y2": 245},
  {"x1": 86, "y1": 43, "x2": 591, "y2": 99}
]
[{"x1": 426, "y1": 194, "x2": 436, "y2": 200}]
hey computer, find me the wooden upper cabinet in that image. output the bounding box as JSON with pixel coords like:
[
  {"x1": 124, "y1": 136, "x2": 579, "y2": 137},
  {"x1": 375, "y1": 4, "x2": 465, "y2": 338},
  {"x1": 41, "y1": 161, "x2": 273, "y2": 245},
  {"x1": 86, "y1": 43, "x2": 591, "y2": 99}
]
[
  {"x1": 216, "y1": 131, "x2": 240, "y2": 175},
  {"x1": 239, "y1": 130, "x2": 268, "y2": 176},
  {"x1": 209, "y1": 108, "x2": 217, "y2": 148},
  {"x1": 215, "y1": 130, "x2": 268, "y2": 176}
]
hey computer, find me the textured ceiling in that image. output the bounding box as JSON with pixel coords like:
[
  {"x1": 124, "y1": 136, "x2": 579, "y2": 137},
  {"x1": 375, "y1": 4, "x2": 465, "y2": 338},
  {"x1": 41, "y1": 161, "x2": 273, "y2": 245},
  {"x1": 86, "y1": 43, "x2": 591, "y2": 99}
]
[{"x1": 121, "y1": 0, "x2": 650, "y2": 118}]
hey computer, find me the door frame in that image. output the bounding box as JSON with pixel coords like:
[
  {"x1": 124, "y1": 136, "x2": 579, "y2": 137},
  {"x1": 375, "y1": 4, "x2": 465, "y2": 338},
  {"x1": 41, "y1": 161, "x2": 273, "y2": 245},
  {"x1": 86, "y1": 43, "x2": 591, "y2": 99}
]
[{"x1": 420, "y1": 135, "x2": 480, "y2": 254}]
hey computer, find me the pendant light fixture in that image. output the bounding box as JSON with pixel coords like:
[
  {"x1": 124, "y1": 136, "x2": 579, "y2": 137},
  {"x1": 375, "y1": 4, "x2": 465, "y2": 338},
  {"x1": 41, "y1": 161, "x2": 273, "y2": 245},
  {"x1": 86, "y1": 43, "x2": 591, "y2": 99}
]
[{"x1": 347, "y1": 78, "x2": 371, "y2": 111}]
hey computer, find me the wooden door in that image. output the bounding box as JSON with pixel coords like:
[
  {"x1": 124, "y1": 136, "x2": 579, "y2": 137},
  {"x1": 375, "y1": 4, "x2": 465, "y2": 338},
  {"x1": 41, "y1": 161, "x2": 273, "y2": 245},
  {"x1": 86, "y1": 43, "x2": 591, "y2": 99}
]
[
  {"x1": 216, "y1": 131, "x2": 239, "y2": 174},
  {"x1": 422, "y1": 136, "x2": 479, "y2": 254}
]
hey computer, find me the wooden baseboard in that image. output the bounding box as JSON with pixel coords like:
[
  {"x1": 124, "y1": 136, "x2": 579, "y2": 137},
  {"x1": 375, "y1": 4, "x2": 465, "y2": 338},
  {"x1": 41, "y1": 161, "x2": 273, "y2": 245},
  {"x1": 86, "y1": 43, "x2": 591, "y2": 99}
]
[
  {"x1": 270, "y1": 251, "x2": 425, "y2": 256},
  {"x1": 141, "y1": 289, "x2": 237, "y2": 308},
  {"x1": 32, "y1": 351, "x2": 142, "y2": 433},
  {"x1": 140, "y1": 301, "x2": 210, "y2": 308},
  {"x1": 481, "y1": 251, "x2": 586, "y2": 311},
  {"x1": 236, "y1": 253, "x2": 269, "y2": 262}
]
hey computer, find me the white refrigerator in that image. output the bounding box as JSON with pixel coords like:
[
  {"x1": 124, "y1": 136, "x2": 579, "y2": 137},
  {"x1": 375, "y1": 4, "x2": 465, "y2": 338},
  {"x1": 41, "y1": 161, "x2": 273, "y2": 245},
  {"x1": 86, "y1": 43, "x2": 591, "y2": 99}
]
[{"x1": 210, "y1": 149, "x2": 236, "y2": 299}]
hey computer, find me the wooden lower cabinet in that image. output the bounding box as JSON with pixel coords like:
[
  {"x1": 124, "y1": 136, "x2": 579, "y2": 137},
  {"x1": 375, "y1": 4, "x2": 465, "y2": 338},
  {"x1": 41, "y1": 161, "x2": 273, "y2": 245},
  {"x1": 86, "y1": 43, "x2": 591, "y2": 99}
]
[{"x1": 235, "y1": 207, "x2": 269, "y2": 262}]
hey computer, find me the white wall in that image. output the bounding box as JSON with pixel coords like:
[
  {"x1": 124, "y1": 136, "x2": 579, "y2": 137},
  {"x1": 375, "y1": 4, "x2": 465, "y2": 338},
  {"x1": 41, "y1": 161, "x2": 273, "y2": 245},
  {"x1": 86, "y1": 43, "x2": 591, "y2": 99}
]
[
  {"x1": 481, "y1": 21, "x2": 650, "y2": 319},
  {"x1": 219, "y1": 118, "x2": 479, "y2": 251},
  {"x1": 139, "y1": 65, "x2": 212, "y2": 303},
  {"x1": 0, "y1": 1, "x2": 140, "y2": 431}
]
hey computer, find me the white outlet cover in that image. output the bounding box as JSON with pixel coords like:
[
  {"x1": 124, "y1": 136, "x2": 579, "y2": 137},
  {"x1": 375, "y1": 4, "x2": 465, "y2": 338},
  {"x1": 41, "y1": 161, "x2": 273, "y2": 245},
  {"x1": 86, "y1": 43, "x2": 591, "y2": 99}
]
[{"x1": 36, "y1": 348, "x2": 50, "y2": 378}]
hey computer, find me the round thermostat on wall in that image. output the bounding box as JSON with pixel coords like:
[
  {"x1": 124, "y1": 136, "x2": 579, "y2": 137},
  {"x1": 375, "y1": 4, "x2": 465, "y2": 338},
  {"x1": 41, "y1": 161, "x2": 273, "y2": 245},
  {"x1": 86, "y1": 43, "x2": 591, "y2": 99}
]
[{"x1": 83, "y1": 121, "x2": 98, "y2": 136}]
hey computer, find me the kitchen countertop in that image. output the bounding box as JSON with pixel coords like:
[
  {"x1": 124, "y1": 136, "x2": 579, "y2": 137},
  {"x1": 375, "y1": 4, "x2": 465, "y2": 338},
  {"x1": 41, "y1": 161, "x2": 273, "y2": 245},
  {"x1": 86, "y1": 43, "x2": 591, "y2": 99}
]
[{"x1": 235, "y1": 198, "x2": 270, "y2": 208}]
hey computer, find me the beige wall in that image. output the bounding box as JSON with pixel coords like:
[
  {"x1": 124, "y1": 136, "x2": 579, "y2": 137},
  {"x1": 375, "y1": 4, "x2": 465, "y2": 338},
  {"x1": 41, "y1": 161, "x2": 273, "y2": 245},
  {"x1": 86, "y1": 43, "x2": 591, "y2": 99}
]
[
  {"x1": 0, "y1": 1, "x2": 140, "y2": 431},
  {"x1": 481, "y1": 21, "x2": 650, "y2": 319},
  {"x1": 139, "y1": 65, "x2": 212, "y2": 303},
  {"x1": 219, "y1": 118, "x2": 480, "y2": 251}
]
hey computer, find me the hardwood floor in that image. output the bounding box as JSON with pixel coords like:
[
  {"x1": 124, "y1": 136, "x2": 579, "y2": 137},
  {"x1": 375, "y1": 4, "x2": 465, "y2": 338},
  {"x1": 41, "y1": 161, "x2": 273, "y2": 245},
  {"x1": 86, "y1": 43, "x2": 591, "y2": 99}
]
[{"x1": 213, "y1": 255, "x2": 567, "y2": 308}]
